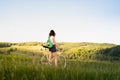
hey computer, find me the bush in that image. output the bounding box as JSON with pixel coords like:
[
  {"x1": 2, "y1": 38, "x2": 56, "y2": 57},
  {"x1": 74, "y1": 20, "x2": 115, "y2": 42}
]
[{"x1": 0, "y1": 42, "x2": 12, "y2": 48}]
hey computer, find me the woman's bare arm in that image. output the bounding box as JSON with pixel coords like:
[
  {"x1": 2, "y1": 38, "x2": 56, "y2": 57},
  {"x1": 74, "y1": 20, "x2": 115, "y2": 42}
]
[{"x1": 53, "y1": 37, "x2": 58, "y2": 47}]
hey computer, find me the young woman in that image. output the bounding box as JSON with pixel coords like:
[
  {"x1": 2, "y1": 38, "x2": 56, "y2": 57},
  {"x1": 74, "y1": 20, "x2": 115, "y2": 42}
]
[{"x1": 48, "y1": 30, "x2": 58, "y2": 66}]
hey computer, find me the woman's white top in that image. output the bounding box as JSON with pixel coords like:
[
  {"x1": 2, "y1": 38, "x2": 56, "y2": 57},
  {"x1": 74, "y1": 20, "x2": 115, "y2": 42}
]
[{"x1": 50, "y1": 36, "x2": 54, "y2": 44}]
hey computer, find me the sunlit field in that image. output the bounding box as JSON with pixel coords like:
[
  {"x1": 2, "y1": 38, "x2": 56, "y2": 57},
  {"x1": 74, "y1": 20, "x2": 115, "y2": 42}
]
[{"x1": 0, "y1": 42, "x2": 120, "y2": 80}]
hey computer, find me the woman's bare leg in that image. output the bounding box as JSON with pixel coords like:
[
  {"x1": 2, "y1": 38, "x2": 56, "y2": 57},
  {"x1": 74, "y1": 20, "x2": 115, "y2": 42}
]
[
  {"x1": 54, "y1": 52, "x2": 58, "y2": 66},
  {"x1": 49, "y1": 52, "x2": 52, "y2": 62}
]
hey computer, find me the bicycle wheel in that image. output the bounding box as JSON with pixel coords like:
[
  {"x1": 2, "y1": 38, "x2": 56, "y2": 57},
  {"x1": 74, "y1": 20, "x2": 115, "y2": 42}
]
[
  {"x1": 32, "y1": 54, "x2": 41, "y2": 65},
  {"x1": 40, "y1": 54, "x2": 49, "y2": 65},
  {"x1": 57, "y1": 55, "x2": 66, "y2": 68}
]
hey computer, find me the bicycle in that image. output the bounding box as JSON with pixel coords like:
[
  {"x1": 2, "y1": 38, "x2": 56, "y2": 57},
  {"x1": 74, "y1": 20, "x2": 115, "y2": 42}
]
[{"x1": 40, "y1": 47, "x2": 66, "y2": 68}]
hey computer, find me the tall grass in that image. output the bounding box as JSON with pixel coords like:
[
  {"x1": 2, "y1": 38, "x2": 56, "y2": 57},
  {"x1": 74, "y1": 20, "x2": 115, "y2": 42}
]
[
  {"x1": 0, "y1": 54, "x2": 120, "y2": 80},
  {"x1": 0, "y1": 42, "x2": 120, "y2": 80}
]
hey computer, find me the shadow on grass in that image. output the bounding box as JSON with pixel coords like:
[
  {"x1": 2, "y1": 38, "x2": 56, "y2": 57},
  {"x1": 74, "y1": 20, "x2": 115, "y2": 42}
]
[{"x1": 95, "y1": 45, "x2": 120, "y2": 61}]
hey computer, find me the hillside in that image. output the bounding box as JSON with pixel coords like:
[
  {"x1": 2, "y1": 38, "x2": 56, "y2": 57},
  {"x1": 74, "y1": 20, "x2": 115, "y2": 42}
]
[{"x1": 0, "y1": 42, "x2": 120, "y2": 61}]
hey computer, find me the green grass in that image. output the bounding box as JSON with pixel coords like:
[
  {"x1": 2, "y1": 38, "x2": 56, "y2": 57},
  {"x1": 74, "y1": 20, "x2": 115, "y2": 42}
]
[
  {"x1": 0, "y1": 42, "x2": 120, "y2": 80},
  {"x1": 0, "y1": 54, "x2": 120, "y2": 80}
]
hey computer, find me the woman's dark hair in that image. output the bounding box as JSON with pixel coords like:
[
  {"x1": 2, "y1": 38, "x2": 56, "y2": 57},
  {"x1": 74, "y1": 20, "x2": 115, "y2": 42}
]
[{"x1": 49, "y1": 30, "x2": 56, "y2": 37}]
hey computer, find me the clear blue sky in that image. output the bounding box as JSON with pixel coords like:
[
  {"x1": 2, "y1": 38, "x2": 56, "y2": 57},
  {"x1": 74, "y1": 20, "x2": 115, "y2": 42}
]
[{"x1": 0, "y1": 0, "x2": 120, "y2": 44}]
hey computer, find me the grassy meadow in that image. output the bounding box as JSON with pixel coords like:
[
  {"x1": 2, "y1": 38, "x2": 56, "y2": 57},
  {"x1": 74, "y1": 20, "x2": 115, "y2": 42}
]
[{"x1": 0, "y1": 42, "x2": 120, "y2": 80}]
